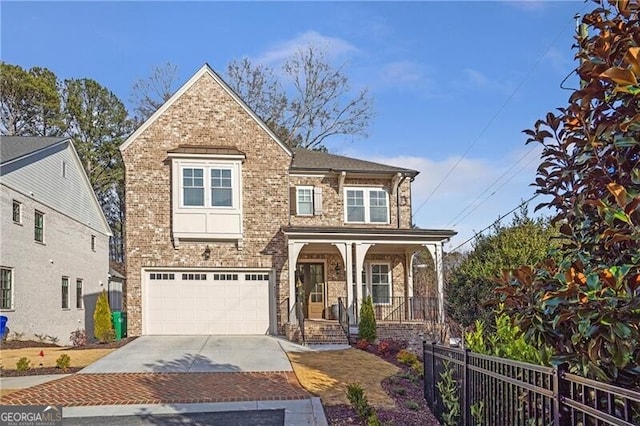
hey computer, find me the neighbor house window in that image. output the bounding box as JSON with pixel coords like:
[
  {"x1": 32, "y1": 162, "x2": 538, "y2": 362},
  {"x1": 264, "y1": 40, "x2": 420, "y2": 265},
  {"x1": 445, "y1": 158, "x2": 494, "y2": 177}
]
[
  {"x1": 0, "y1": 268, "x2": 12, "y2": 310},
  {"x1": 211, "y1": 168, "x2": 232, "y2": 207},
  {"x1": 182, "y1": 168, "x2": 205, "y2": 206},
  {"x1": 34, "y1": 211, "x2": 44, "y2": 242},
  {"x1": 62, "y1": 161, "x2": 67, "y2": 178},
  {"x1": 296, "y1": 187, "x2": 313, "y2": 215},
  {"x1": 345, "y1": 188, "x2": 389, "y2": 223},
  {"x1": 76, "y1": 279, "x2": 83, "y2": 309},
  {"x1": 91, "y1": 235, "x2": 96, "y2": 251},
  {"x1": 12, "y1": 200, "x2": 21, "y2": 224},
  {"x1": 61, "y1": 277, "x2": 69, "y2": 309}
]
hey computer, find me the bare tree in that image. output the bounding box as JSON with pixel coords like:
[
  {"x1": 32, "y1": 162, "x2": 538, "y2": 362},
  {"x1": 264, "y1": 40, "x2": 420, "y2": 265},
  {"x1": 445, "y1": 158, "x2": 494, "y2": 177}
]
[
  {"x1": 226, "y1": 45, "x2": 374, "y2": 150},
  {"x1": 129, "y1": 62, "x2": 179, "y2": 124}
]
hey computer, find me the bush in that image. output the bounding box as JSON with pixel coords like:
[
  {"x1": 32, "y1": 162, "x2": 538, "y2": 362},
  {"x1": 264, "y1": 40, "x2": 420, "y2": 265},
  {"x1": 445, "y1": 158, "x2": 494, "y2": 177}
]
[
  {"x1": 405, "y1": 399, "x2": 419, "y2": 411},
  {"x1": 436, "y1": 360, "x2": 460, "y2": 426},
  {"x1": 16, "y1": 357, "x2": 31, "y2": 371},
  {"x1": 377, "y1": 340, "x2": 391, "y2": 355},
  {"x1": 411, "y1": 361, "x2": 424, "y2": 378},
  {"x1": 70, "y1": 329, "x2": 88, "y2": 347},
  {"x1": 56, "y1": 354, "x2": 71, "y2": 371},
  {"x1": 355, "y1": 339, "x2": 370, "y2": 350},
  {"x1": 346, "y1": 382, "x2": 373, "y2": 419},
  {"x1": 93, "y1": 289, "x2": 114, "y2": 343},
  {"x1": 358, "y1": 296, "x2": 377, "y2": 343},
  {"x1": 397, "y1": 349, "x2": 418, "y2": 366}
]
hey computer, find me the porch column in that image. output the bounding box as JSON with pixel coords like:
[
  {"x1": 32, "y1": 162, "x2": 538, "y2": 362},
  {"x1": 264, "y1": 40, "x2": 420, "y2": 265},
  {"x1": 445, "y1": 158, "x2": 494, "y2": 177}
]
[
  {"x1": 406, "y1": 251, "x2": 415, "y2": 299},
  {"x1": 426, "y1": 243, "x2": 445, "y2": 323},
  {"x1": 354, "y1": 242, "x2": 373, "y2": 325},
  {"x1": 287, "y1": 241, "x2": 307, "y2": 322},
  {"x1": 333, "y1": 242, "x2": 352, "y2": 323}
]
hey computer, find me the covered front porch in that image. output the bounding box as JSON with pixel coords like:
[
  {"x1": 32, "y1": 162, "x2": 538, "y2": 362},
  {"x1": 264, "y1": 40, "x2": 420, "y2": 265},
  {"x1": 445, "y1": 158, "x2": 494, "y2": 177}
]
[{"x1": 282, "y1": 226, "x2": 455, "y2": 343}]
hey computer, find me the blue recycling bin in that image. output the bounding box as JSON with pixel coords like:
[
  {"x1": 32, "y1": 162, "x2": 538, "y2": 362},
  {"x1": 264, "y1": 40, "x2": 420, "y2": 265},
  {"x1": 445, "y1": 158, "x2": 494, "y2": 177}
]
[{"x1": 0, "y1": 315, "x2": 7, "y2": 338}]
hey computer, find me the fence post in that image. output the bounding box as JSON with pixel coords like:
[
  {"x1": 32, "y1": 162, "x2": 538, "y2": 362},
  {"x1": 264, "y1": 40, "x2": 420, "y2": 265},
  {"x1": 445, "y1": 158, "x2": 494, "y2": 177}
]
[
  {"x1": 553, "y1": 363, "x2": 570, "y2": 426},
  {"x1": 463, "y1": 348, "x2": 470, "y2": 426},
  {"x1": 431, "y1": 341, "x2": 438, "y2": 412}
]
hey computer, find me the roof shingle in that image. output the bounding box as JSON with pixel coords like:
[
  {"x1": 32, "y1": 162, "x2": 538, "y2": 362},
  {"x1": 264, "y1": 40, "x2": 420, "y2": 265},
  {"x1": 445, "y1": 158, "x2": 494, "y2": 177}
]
[
  {"x1": 290, "y1": 147, "x2": 417, "y2": 176},
  {"x1": 0, "y1": 136, "x2": 68, "y2": 164}
]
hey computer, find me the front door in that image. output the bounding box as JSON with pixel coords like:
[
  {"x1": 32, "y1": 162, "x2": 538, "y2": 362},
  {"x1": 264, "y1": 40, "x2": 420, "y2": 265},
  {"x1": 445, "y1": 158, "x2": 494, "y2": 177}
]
[{"x1": 296, "y1": 263, "x2": 325, "y2": 319}]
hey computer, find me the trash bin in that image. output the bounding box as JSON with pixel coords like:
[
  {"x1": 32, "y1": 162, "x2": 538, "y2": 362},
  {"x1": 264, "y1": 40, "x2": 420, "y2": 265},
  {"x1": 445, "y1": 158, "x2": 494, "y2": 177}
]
[
  {"x1": 111, "y1": 311, "x2": 127, "y2": 340},
  {"x1": 331, "y1": 304, "x2": 339, "y2": 321},
  {"x1": 0, "y1": 315, "x2": 7, "y2": 338}
]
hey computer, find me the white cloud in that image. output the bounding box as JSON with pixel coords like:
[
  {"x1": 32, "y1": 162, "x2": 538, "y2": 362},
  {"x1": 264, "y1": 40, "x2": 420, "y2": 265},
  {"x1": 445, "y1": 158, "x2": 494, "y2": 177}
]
[
  {"x1": 255, "y1": 30, "x2": 357, "y2": 65},
  {"x1": 376, "y1": 61, "x2": 435, "y2": 94},
  {"x1": 462, "y1": 68, "x2": 515, "y2": 94}
]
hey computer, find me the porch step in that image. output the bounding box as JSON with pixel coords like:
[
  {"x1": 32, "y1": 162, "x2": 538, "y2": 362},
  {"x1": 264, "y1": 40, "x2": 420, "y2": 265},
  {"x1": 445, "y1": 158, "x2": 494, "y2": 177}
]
[{"x1": 303, "y1": 320, "x2": 349, "y2": 345}]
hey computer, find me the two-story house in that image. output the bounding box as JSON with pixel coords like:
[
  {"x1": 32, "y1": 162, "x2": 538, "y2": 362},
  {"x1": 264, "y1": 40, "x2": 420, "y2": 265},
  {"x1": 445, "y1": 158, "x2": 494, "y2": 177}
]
[
  {"x1": 120, "y1": 64, "x2": 455, "y2": 344},
  {"x1": 0, "y1": 136, "x2": 112, "y2": 343}
]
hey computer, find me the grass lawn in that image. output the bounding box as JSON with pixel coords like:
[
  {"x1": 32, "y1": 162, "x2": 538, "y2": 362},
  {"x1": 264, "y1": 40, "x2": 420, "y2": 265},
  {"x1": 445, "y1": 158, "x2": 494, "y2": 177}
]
[
  {"x1": 1, "y1": 347, "x2": 114, "y2": 371},
  {"x1": 287, "y1": 348, "x2": 400, "y2": 408}
]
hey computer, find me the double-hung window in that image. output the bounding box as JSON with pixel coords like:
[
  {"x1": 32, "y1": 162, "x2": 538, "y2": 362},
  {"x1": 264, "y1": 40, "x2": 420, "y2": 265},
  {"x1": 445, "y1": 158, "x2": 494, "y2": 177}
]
[
  {"x1": 297, "y1": 187, "x2": 313, "y2": 215},
  {"x1": 211, "y1": 168, "x2": 232, "y2": 207},
  {"x1": 345, "y1": 188, "x2": 389, "y2": 223},
  {"x1": 183, "y1": 168, "x2": 205, "y2": 206},
  {"x1": 370, "y1": 264, "x2": 391, "y2": 304},
  {"x1": 61, "y1": 277, "x2": 69, "y2": 309},
  {"x1": 34, "y1": 211, "x2": 45, "y2": 242},
  {"x1": 76, "y1": 279, "x2": 83, "y2": 309},
  {"x1": 0, "y1": 268, "x2": 12, "y2": 310}
]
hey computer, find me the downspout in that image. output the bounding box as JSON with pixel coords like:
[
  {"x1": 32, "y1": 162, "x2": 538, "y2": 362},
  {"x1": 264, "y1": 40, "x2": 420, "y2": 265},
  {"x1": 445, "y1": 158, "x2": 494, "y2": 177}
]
[{"x1": 396, "y1": 175, "x2": 408, "y2": 228}]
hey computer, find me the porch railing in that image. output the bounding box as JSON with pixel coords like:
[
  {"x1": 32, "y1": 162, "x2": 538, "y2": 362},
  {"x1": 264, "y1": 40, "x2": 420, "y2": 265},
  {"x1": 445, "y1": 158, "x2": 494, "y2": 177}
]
[
  {"x1": 356, "y1": 296, "x2": 438, "y2": 323},
  {"x1": 337, "y1": 297, "x2": 350, "y2": 340}
]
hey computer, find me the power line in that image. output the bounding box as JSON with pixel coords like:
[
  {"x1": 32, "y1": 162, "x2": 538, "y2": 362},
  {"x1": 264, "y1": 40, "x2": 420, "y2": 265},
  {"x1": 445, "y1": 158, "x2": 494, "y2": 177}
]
[
  {"x1": 412, "y1": 9, "x2": 585, "y2": 221},
  {"x1": 446, "y1": 144, "x2": 539, "y2": 228},
  {"x1": 449, "y1": 147, "x2": 540, "y2": 228},
  {"x1": 447, "y1": 193, "x2": 540, "y2": 253}
]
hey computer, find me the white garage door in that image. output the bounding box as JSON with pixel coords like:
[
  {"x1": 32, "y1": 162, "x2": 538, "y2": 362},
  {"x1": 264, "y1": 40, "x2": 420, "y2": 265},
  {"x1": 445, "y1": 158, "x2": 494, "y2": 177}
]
[{"x1": 144, "y1": 271, "x2": 270, "y2": 335}]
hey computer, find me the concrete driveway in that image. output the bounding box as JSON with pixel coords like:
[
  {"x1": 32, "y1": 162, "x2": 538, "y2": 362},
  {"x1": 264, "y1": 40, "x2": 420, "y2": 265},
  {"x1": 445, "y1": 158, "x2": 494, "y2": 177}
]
[{"x1": 80, "y1": 335, "x2": 293, "y2": 373}]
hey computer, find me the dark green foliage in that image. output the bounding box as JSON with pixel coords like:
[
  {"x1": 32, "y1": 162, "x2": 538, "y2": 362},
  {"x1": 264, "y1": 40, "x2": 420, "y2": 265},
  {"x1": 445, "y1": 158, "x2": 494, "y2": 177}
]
[
  {"x1": 358, "y1": 295, "x2": 377, "y2": 343},
  {"x1": 93, "y1": 290, "x2": 114, "y2": 343},
  {"x1": 436, "y1": 360, "x2": 460, "y2": 426},
  {"x1": 56, "y1": 354, "x2": 71, "y2": 370},
  {"x1": 497, "y1": 2, "x2": 640, "y2": 388},
  {"x1": 446, "y1": 208, "x2": 559, "y2": 328},
  {"x1": 346, "y1": 382, "x2": 373, "y2": 419},
  {"x1": 16, "y1": 357, "x2": 31, "y2": 371}
]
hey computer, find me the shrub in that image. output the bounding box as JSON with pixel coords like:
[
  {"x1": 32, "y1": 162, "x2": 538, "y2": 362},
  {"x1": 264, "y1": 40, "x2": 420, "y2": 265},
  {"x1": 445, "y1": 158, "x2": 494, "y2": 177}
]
[
  {"x1": 346, "y1": 382, "x2": 372, "y2": 419},
  {"x1": 358, "y1": 296, "x2": 377, "y2": 343},
  {"x1": 405, "y1": 399, "x2": 419, "y2": 411},
  {"x1": 93, "y1": 289, "x2": 114, "y2": 343},
  {"x1": 367, "y1": 412, "x2": 381, "y2": 426},
  {"x1": 70, "y1": 329, "x2": 88, "y2": 347},
  {"x1": 436, "y1": 360, "x2": 460, "y2": 426},
  {"x1": 355, "y1": 339, "x2": 370, "y2": 350},
  {"x1": 16, "y1": 357, "x2": 31, "y2": 371},
  {"x1": 411, "y1": 361, "x2": 424, "y2": 378},
  {"x1": 394, "y1": 387, "x2": 406, "y2": 395},
  {"x1": 377, "y1": 340, "x2": 391, "y2": 355},
  {"x1": 56, "y1": 354, "x2": 71, "y2": 371},
  {"x1": 47, "y1": 335, "x2": 59, "y2": 345},
  {"x1": 34, "y1": 333, "x2": 47, "y2": 343},
  {"x1": 397, "y1": 349, "x2": 418, "y2": 366}
]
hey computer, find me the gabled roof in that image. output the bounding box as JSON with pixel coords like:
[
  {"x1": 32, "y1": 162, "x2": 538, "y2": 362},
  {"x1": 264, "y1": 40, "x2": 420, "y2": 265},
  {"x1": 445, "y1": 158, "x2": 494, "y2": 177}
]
[
  {"x1": 119, "y1": 63, "x2": 292, "y2": 156},
  {"x1": 0, "y1": 136, "x2": 68, "y2": 164},
  {"x1": 290, "y1": 147, "x2": 418, "y2": 177},
  {"x1": 167, "y1": 145, "x2": 246, "y2": 157}
]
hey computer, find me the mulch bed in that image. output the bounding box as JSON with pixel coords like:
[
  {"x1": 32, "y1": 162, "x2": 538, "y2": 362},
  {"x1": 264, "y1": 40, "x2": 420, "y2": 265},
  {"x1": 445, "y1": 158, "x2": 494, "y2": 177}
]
[
  {"x1": 1, "y1": 367, "x2": 83, "y2": 377},
  {"x1": 323, "y1": 342, "x2": 440, "y2": 425}
]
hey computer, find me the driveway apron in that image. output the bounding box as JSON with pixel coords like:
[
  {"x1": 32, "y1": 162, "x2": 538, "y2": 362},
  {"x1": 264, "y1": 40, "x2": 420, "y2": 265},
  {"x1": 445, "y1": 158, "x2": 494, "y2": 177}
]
[{"x1": 80, "y1": 335, "x2": 293, "y2": 373}]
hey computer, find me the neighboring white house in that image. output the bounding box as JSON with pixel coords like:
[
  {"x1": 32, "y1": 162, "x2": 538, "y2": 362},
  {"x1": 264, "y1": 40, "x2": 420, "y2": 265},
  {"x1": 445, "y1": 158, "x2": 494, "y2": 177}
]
[{"x1": 0, "y1": 136, "x2": 112, "y2": 344}]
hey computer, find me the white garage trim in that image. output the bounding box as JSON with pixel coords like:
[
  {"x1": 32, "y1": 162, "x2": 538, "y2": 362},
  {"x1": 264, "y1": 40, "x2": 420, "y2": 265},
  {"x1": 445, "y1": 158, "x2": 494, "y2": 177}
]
[{"x1": 142, "y1": 268, "x2": 273, "y2": 335}]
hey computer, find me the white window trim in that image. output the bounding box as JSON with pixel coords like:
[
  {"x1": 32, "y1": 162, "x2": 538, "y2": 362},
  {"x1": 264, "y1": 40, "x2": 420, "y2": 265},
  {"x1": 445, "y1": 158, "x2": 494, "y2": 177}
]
[
  {"x1": 362, "y1": 262, "x2": 392, "y2": 305},
  {"x1": 343, "y1": 187, "x2": 390, "y2": 224},
  {"x1": 296, "y1": 186, "x2": 314, "y2": 216},
  {"x1": 0, "y1": 267, "x2": 13, "y2": 311}
]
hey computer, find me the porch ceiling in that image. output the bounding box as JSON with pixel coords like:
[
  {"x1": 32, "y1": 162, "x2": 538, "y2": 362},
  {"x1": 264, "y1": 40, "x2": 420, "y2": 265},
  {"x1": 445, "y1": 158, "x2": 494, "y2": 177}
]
[{"x1": 282, "y1": 226, "x2": 456, "y2": 246}]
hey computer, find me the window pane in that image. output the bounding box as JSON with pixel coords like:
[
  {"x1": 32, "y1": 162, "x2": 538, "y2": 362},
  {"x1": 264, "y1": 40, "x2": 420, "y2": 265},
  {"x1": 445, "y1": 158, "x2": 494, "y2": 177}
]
[
  {"x1": 211, "y1": 169, "x2": 233, "y2": 207},
  {"x1": 184, "y1": 188, "x2": 204, "y2": 206},
  {"x1": 212, "y1": 188, "x2": 232, "y2": 206},
  {"x1": 183, "y1": 168, "x2": 204, "y2": 206},
  {"x1": 34, "y1": 212, "x2": 44, "y2": 242},
  {"x1": 297, "y1": 188, "x2": 313, "y2": 215},
  {"x1": 62, "y1": 277, "x2": 69, "y2": 309},
  {"x1": 347, "y1": 206, "x2": 365, "y2": 222},
  {"x1": 0, "y1": 268, "x2": 12, "y2": 309},
  {"x1": 370, "y1": 191, "x2": 388, "y2": 223},
  {"x1": 372, "y1": 285, "x2": 390, "y2": 304},
  {"x1": 12, "y1": 201, "x2": 20, "y2": 223},
  {"x1": 346, "y1": 190, "x2": 365, "y2": 222},
  {"x1": 76, "y1": 280, "x2": 83, "y2": 309}
]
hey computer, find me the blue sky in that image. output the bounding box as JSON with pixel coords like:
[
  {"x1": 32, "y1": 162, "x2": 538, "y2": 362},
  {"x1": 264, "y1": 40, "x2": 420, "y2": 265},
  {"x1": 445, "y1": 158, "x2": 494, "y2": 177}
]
[{"x1": 1, "y1": 1, "x2": 586, "y2": 251}]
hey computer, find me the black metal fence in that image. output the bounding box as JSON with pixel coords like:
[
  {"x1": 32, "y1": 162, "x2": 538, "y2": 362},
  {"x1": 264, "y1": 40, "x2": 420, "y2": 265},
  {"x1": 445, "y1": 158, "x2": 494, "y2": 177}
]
[{"x1": 423, "y1": 342, "x2": 640, "y2": 426}]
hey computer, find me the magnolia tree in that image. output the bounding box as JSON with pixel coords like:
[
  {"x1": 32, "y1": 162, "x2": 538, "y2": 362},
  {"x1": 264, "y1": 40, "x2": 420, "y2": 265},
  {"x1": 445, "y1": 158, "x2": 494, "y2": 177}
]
[{"x1": 497, "y1": 1, "x2": 640, "y2": 388}]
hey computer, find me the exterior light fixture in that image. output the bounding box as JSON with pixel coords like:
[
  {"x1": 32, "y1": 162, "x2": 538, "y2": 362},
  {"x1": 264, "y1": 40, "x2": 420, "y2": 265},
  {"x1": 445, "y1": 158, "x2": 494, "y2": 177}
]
[{"x1": 203, "y1": 245, "x2": 211, "y2": 260}]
